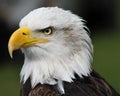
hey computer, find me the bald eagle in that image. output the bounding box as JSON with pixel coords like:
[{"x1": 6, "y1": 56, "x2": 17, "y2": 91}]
[{"x1": 8, "y1": 7, "x2": 119, "y2": 96}]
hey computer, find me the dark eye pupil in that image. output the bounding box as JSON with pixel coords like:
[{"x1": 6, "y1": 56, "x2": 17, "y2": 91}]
[{"x1": 45, "y1": 29, "x2": 49, "y2": 33}]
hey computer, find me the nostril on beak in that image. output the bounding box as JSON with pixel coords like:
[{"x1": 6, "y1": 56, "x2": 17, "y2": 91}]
[{"x1": 22, "y1": 32, "x2": 27, "y2": 35}]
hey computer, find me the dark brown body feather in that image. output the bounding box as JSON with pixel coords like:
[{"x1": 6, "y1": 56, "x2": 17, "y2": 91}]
[{"x1": 20, "y1": 70, "x2": 120, "y2": 96}]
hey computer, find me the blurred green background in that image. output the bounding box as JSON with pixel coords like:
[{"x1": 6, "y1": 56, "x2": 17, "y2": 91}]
[{"x1": 0, "y1": 0, "x2": 120, "y2": 95}]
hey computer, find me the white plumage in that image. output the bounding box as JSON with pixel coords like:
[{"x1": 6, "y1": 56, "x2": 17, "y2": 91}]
[{"x1": 19, "y1": 7, "x2": 93, "y2": 94}]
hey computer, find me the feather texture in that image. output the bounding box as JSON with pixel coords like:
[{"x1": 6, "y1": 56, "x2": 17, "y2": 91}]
[
  {"x1": 20, "y1": 71, "x2": 120, "y2": 96},
  {"x1": 20, "y1": 7, "x2": 93, "y2": 92}
]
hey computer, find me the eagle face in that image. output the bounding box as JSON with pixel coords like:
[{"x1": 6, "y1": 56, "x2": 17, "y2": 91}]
[{"x1": 8, "y1": 7, "x2": 93, "y2": 93}]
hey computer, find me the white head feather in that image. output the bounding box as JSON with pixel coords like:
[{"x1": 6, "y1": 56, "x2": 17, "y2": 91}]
[{"x1": 19, "y1": 7, "x2": 93, "y2": 94}]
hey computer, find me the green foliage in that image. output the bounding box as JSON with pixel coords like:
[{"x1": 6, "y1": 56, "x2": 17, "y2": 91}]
[
  {"x1": 0, "y1": 65, "x2": 20, "y2": 96},
  {"x1": 93, "y1": 31, "x2": 120, "y2": 94}
]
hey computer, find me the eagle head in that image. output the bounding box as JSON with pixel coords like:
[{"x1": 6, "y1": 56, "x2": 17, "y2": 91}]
[{"x1": 8, "y1": 7, "x2": 93, "y2": 94}]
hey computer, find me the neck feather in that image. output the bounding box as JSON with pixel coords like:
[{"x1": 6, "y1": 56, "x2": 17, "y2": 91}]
[{"x1": 20, "y1": 47, "x2": 92, "y2": 88}]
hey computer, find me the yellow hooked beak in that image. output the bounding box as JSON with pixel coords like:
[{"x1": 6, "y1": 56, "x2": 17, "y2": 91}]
[{"x1": 8, "y1": 27, "x2": 50, "y2": 58}]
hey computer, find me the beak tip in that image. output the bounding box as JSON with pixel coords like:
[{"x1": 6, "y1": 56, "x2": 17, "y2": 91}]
[
  {"x1": 9, "y1": 52, "x2": 13, "y2": 59},
  {"x1": 8, "y1": 45, "x2": 13, "y2": 59}
]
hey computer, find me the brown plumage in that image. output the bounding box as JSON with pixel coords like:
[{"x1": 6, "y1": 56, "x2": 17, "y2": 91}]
[{"x1": 20, "y1": 70, "x2": 120, "y2": 96}]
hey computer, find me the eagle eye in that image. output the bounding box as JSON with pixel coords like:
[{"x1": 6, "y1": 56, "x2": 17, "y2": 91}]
[{"x1": 41, "y1": 27, "x2": 53, "y2": 35}]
